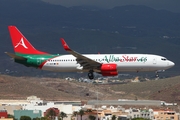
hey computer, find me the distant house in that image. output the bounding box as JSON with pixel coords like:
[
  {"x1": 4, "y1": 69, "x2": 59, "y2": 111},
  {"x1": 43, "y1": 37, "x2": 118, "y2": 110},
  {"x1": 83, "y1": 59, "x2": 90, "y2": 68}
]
[
  {"x1": 154, "y1": 110, "x2": 179, "y2": 120},
  {"x1": 76, "y1": 111, "x2": 98, "y2": 120},
  {"x1": 0, "y1": 110, "x2": 8, "y2": 118},
  {"x1": 0, "y1": 105, "x2": 22, "y2": 115},
  {"x1": 126, "y1": 108, "x2": 154, "y2": 119},
  {"x1": 14, "y1": 110, "x2": 42, "y2": 120}
]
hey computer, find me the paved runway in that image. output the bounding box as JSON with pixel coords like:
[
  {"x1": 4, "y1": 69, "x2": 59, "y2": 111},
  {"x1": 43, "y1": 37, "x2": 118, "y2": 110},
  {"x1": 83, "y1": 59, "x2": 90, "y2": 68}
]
[{"x1": 87, "y1": 100, "x2": 162, "y2": 106}]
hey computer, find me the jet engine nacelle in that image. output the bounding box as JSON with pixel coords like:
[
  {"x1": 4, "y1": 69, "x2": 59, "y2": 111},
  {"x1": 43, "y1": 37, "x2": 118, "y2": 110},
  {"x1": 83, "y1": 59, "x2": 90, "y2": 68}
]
[{"x1": 101, "y1": 63, "x2": 118, "y2": 76}]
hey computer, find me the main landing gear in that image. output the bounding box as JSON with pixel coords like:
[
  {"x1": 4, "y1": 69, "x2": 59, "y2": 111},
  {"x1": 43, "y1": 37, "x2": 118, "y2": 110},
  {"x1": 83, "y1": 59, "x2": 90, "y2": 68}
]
[
  {"x1": 155, "y1": 73, "x2": 159, "y2": 78},
  {"x1": 88, "y1": 70, "x2": 94, "y2": 80}
]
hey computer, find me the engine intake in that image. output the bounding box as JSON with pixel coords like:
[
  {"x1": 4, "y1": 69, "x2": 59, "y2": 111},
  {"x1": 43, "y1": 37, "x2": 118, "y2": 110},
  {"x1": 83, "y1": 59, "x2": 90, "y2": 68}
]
[{"x1": 101, "y1": 64, "x2": 118, "y2": 76}]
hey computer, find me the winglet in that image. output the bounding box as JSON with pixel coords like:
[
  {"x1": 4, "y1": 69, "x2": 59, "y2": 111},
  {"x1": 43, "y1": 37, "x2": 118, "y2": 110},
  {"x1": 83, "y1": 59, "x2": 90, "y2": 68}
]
[{"x1": 60, "y1": 38, "x2": 71, "y2": 51}]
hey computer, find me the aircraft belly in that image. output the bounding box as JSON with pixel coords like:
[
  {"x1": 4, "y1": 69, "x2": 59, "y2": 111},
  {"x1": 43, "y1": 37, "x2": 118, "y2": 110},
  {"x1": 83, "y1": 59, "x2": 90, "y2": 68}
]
[
  {"x1": 116, "y1": 63, "x2": 161, "y2": 72},
  {"x1": 117, "y1": 66, "x2": 159, "y2": 72},
  {"x1": 42, "y1": 62, "x2": 81, "y2": 72}
]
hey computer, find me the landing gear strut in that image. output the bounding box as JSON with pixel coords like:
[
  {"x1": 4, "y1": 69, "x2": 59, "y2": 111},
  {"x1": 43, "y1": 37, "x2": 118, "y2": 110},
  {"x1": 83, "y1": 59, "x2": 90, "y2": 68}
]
[
  {"x1": 155, "y1": 70, "x2": 165, "y2": 78},
  {"x1": 155, "y1": 71, "x2": 159, "y2": 79},
  {"x1": 88, "y1": 70, "x2": 94, "y2": 80}
]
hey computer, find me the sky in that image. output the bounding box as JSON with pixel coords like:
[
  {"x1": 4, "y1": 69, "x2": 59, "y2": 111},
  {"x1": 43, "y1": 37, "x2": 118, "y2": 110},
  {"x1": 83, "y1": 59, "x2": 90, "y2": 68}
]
[{"x1": 42, "y1": 0, "x2": 180, "y2": 13}]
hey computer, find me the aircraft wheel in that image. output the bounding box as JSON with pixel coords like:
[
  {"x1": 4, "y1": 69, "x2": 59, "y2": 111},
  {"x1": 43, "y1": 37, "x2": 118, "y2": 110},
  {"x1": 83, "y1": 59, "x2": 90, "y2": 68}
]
[
  {"x1": 88, "y1": 72, "x2": 94, "y2": 80},
  {"x1": 156, "y1": 74, "x2": 159, "y2": 78},
  {"x1": 155, "y1": 71, "x2": 159, "y2": 78}
]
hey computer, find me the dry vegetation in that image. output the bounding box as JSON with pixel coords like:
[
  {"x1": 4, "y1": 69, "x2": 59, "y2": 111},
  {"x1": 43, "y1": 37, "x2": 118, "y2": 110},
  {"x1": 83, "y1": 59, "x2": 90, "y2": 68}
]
[
  {"x1": 0, "y1": 75, "x2": 180, "y2": 105},
  {"x1": 109, "y1": 76, "x2": 180, "y2": 102}
]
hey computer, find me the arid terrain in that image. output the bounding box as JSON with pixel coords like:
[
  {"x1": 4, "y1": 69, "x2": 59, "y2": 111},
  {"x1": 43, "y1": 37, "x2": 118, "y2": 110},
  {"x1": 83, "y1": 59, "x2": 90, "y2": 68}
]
[{"x1": 0, "y1": 74, "x2": 180, "y2": 105}]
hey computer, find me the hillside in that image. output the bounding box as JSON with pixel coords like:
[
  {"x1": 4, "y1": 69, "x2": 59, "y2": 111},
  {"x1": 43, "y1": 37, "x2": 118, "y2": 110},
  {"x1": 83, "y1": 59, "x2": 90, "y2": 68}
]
[
  {"x1": 0, "y1": 75, "x2": 180, "y2": 105},
  {"x1": 0, "y1": 74, "x2": 116, "y2": 100},
  {"x1": 110, "y1": 76, "x2": 180, "y2": 103}
]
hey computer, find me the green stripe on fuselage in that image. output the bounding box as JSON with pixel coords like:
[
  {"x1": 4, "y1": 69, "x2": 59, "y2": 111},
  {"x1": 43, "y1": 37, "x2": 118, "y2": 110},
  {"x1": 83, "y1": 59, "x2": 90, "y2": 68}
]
[{"x1": 15, "y1": 53, "x2": 59, "y2": 68}]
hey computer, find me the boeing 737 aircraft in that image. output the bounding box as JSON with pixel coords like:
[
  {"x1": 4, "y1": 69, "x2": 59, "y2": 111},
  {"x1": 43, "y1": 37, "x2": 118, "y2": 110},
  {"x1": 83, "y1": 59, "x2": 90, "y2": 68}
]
[{"x1": 5, "y1": 26, "x2": 175, "y2": 79}]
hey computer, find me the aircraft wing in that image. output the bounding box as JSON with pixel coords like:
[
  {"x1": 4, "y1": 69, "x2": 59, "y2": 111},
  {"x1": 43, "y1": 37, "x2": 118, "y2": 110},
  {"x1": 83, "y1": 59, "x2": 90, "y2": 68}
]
[{"x1": 60, "y1": 38, "x2": 102, "y2": 70}]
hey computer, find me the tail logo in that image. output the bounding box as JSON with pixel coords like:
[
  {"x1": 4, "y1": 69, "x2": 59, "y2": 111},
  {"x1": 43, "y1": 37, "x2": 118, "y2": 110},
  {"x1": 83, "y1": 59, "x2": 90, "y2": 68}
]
[
  {"x1": 63, "y1": 43, "x2": 68, "y2": 47},
  {"x1": 15, "y1": 38, "x2": 28, "y2": 49}
]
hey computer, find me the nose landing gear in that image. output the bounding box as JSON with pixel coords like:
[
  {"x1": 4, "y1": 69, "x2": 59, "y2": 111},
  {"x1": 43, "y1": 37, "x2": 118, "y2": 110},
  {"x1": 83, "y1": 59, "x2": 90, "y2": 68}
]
[
  {"x1": 155, "y1": 70, "x2": 165, "y2": 79},
  {"x1": 155, "y1": 71, "x2": 160, "y2": 79}
]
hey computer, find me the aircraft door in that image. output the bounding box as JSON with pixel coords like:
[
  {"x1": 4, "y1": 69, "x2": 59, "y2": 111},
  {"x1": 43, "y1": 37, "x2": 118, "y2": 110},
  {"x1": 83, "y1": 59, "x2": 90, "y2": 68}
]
[{"x1": 153, "y1": 57, "x2": 156, "y2": 64}]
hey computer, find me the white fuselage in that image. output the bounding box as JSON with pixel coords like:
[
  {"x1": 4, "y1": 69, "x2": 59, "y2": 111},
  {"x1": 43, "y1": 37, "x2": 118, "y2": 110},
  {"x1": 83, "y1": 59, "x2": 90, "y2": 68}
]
[{"x1": 42, "y1": 54, "x2": 174, "y2": 73}]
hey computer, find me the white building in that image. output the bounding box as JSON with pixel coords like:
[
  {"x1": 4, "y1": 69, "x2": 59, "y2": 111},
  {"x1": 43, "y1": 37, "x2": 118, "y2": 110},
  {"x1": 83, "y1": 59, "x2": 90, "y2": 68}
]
[{"x1": 126, "y1": 108, "x2": 154, "y2": 120}]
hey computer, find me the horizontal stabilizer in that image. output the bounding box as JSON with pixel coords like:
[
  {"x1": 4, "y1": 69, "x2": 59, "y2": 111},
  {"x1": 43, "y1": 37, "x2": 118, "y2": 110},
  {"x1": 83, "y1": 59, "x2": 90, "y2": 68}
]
[{"x1": 5, "y1": 52, "x2": 27, "y2": 60}]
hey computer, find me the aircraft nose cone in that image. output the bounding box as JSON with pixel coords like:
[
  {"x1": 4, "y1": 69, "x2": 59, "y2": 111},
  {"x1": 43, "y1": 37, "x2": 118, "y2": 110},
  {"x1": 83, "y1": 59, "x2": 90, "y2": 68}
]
[{"x1": 169, "y1": 61, "x2": 175, "y2": 67}]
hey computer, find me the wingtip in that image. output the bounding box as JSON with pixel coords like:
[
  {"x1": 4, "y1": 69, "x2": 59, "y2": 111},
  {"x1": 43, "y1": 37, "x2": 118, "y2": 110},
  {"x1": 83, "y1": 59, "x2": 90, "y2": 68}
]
[
  {"x1": 8, "y1": 25, "x2": 16, "y2": 29},
  {"x1": 60, "y1": 38, "x2": 71, "y2": 51}
]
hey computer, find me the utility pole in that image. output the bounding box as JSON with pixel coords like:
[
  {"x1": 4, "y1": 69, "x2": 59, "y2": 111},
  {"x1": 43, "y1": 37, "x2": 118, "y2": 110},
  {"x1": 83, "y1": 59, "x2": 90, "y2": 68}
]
[{"x1": 96, "y1": 84, "x2": 99, "y2": 120}]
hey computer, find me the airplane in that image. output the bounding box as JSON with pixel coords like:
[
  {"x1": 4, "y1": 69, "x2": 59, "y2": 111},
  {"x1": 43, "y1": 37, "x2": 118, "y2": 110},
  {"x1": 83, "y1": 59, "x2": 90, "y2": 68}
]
[{"x1": 5, "y1": 26, "x2": 175, "y2": 79}]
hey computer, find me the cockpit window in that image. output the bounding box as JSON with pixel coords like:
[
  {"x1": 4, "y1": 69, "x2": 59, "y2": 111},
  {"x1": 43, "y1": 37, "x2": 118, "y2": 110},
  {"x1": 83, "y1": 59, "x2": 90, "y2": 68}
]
[{"x1": 161, "y1": 58, "x2": 167, "y2": 61}]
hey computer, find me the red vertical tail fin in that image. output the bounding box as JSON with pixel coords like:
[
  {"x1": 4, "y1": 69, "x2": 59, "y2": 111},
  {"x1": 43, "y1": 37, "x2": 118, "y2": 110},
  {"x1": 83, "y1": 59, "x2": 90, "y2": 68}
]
[{"x1": 8, "y1": 26, "x2": 48, "y2": 55}]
